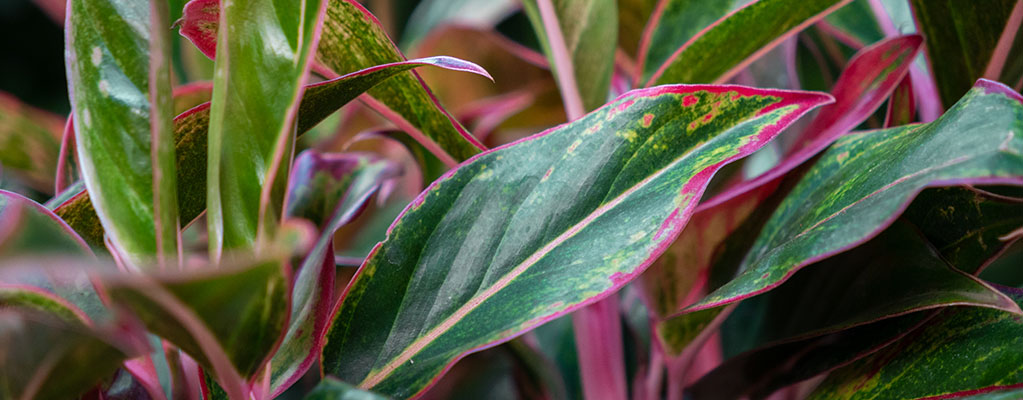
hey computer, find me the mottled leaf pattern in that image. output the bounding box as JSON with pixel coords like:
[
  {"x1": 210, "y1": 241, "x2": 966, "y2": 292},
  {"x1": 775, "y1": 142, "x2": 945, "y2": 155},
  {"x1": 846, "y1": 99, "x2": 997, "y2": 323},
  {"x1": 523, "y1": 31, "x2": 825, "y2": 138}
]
[{"x1": 321, "y1": 84, "x2": 831, "y2": 397}]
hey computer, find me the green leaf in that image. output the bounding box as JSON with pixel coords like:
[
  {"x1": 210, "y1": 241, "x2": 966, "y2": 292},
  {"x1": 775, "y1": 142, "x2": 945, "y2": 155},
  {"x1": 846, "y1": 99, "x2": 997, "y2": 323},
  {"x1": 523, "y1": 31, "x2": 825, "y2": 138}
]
[
  {"x1": 640, "y1": 34, "x2": 921, "y2": 356},
  {"x1": 809, "y1": 286, "x2": 1023, "y2": 399},
  {"x1": 104, "y1": 257, "x2": 289, "y2": 391},
  {"x1": 53, "y1": 57, "x2": 486, "y2": 248},
  {"x1": 0, "y1": 92, "x2": 63, "y2": 194},
  {"x1": 305, "y1": 377, "x2": 390, "y2": 400},
  {"x1": 0, "y1": 285, "x2": 89, "y2": 325},
  {"x1": 648, "y1": 0, "x2": 853, "y2": 86},
  {"x1": 0, "y1": 310, "x2": 142, "y2": 400},
  {"x1": 66, "y1": 0, "x2": 178, "y2": 266},
  {"x1": 637, "y1": 0, "x2": 731, "y2": 82},
  {"x1": 523, "y1": 0, "x2": 618, "y2": 114},
  {"x1": 911, "y1": 0, "x2": 1019, "y2": 108},
  {"x1": 205, "y1": 0, "x2": 326, "y2": 255},
  {"x1": 690, "y1": 186, "x2": 1023, "y2": 399},
  {"x1": 321, "y1": 84, "x2": 831, "y2": 397},
  {"x1": 692, "y1": 79, "x2": 1023, "y2": 311},
  {"x1": 269, "y1": 151, "x2": 398, "y2": 396}
]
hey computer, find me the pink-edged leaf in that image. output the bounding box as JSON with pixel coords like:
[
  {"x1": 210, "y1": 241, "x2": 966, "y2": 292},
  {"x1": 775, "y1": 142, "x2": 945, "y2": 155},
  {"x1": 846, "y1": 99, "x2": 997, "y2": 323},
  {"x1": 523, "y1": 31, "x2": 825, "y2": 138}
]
[
  {"x1": 54, "y1": 117, "x2": 78, "y2": 194},
  {"x1": 268, "y1": 150, "x2": 399, "y2": 396},
  {"x1": 102, "y1": 255, "x2": 292, "y2": 395},
  {"x1": 320, "y1": 84, "x2": 831, "y2": 397},
  {"x1": 0, "y1": 189, "x2": 89, "y2": 256},
  {"x1": 647, "y1": 0, "x2": 854, "y2": 86},
  {"x1": 635, "y1": 34, "x2": 921, "y2": 359},
  {"x1": 66, "y1": 0, "x2": 179, "y2": 267},
  {"x1": 636, "y1": 0, "x2": 730, "y2": 83},
  {"x1": 0, "y1": 91, "x2": 64, "y2": 194},
  {"x1": 204, "y1": 0, "x2": 327, "y2": 256},
  {"x1": 178, "y1": 0, "x2": 490, "y2": 164},
  {"x1": 53, "y1": 55, "x2": 491, "y2": 249},
  {"x1": 691, "y1": 79, "x2": 1023, "y2": 311}
]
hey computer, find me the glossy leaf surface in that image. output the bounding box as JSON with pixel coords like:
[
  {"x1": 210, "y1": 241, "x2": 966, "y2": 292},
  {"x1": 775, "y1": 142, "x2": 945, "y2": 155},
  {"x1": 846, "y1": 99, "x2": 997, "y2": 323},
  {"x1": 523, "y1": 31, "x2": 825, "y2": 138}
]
[
  {"x1": 911, "y1": 0, "x2": 1019, "y2": 108},
  {"x1": 66, "y1": 0, "x2": 178, "y2": 265},
  {"x1": 810, "y1": 286, "x2": 1023, "y2": 399},
  {"x1": 693, "y1": 80, "x2": 1023, "y2": 311},
  {"x1": 53, "y1": 57, "x2": 487, "y2": 248},
  {"x1": 647, "y1": 0, "x2": 852, "y2": 86},
  {"x1": 269, "y1": 151, "x2": 398, "y2": 396},
  {"x1": 0, "y1": 92, "x2": 63, "y2": 193},
  {"x1": 204, "y1": 0, "x2": 326, "y2": 254},
  {"x1": 523, "y1": 0, "x2": 618, "y2": 113},
  {"x1": 321, "y1": 84, "x2": 831, "y2": 397}
]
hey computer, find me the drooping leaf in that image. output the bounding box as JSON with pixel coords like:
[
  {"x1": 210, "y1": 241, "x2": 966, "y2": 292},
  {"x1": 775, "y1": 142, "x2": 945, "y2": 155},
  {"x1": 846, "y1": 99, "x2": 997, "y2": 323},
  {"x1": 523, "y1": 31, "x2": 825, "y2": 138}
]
[
  {"x1": 911, "y1": 0, "x2": 1019, "y2": 108},
  {"x1": 53, "y1": 57, "x2": 489, "y2": 248},
  {"x1": 636, "y1": 0, "x2": 731, "y2": 82},
  {"x1": 0, "y1": 91, "x2": 63, "y2": 194},
  {"x1": 809, "y1": 286, "x2": 1023, "y2": 399},
  {"x1": 104, "y1": 257, "x2": 289, "y2": 389},
  {"x1": 269, "y1": 150, "x2": 399, "y2": 396},
  {"x1": 647, "y1": 0, "x2": 854, "y2": 86},
  {"x1": 0, "y1": 309, "x2": 144, "y2": 400},
  {"x1": 320, "y1": 84, "x2": 831, "y2": 397},
  {"x1": 204, "y1": 0, "x2": 326, "y2": 255},
  {"x1": 65, "y1": 0, "x2": 178, "y2": 266},
  {"x1": 305, "y1": 377, "x2": 390, "y2": 400},
  {"x1": 523, "y1": 0, "x2": 618, "y2": 114},
  {"x1": 692, "y1": 79, "x2": 1023, "y2": 311}
]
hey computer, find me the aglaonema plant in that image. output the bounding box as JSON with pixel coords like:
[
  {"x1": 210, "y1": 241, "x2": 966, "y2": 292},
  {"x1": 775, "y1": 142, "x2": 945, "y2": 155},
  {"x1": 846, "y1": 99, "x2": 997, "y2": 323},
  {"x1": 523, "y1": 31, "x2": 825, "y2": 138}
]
[{"x1": 0, "y1": 0, "x2": 1021, "y2": 399}]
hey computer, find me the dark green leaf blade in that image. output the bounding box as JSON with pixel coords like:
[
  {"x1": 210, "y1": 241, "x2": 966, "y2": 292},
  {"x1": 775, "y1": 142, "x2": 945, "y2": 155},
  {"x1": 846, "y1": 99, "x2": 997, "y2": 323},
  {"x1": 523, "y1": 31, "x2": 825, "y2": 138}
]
[
  {"x1": 809, "y1": 286, "x2": 1023, "y2": 399},
  {"x1": 911, "y1": 0, "x2": 1019, "y2": 108},
  {"x1": 637, "y1": 0, "x2": 730, "y2": 82},
  {"x1": 321, "y1": 85, "x2": 832, "y2": 397},
  {"x1": 692, "y1": 79, "x2": 1023, "y2": 311}
]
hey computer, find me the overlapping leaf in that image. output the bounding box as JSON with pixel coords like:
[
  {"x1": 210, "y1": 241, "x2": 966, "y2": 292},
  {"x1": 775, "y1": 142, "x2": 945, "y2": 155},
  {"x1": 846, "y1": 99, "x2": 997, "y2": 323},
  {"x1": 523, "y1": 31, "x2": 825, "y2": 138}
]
[
  {"x1": 65, "y1": 0, "x2": 178, "y2": 266},
  {"x1": 647, "y1": 0, "x2": 854, "y2": 86},
  {"x1": 692, "y1": 79, "x2": 1023, "y2": 311},
  {"x1": 269, "y1": 150, "x2": 398, "y2": 396},
  {"x1": 320, "y1": 84, "x2": 831, "y2": 397},
  {"x1": 53, "y1": 57, "x2": 489, "y2": 248},
  {"x1": 639, "y1": 34, "x2": 921, "y2": 356},
  {"x1": 637, "y1": 0, "x2": 730, "y2": 82},
  {"x1": 810, "y1": 286, "x2": 1023, "y2": 399}
]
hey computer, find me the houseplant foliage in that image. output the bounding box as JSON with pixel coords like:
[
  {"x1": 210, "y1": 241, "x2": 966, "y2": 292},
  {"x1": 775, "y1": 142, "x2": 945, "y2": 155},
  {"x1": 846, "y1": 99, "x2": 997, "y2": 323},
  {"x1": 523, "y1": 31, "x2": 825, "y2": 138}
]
[{"x1": 0, "y1": 0, "x2": 1022, "y2": 398}]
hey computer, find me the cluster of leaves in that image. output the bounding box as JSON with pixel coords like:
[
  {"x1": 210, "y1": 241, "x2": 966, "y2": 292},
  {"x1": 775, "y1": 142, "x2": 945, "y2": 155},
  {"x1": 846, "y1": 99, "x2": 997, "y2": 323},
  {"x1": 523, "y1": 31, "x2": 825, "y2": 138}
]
[{"x1": 1, "y1": 0, "x2": 1022, "y2": 399}]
